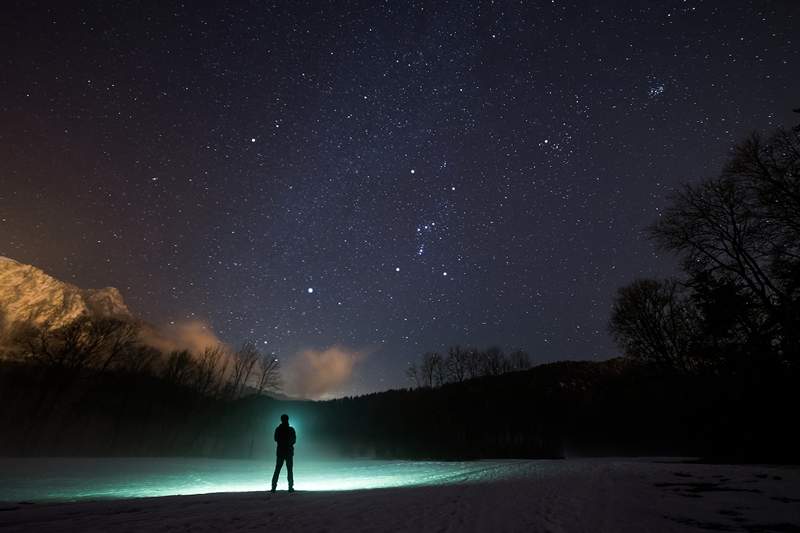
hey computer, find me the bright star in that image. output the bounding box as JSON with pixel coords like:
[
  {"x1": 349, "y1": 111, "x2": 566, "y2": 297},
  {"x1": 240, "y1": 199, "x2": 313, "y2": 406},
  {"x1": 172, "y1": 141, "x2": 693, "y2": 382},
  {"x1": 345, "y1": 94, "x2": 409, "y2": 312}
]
[{"x1": 648, "y1": 84, "x2": 665, "y2": 98}]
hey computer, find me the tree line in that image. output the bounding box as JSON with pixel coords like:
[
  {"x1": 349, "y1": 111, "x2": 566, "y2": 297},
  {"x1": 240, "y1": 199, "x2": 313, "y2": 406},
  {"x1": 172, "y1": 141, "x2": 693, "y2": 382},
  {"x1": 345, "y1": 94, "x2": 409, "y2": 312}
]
[
  {"x1": 1, "y1": 317, "x2": 282, "y2": 400},
  {"x1": 0, "y1": 318, "x2": 285, "y2": 456},
  {"x1": 610, "y1": 113, "x2": 800, "y2": 374},
  {"x1": 404, "y1": 115, "x2": 800, "y2": 385},
  {"x1": 362, "y1": 113, "x2": 799, "y2": 462},
  {"x1": 405, "y1": 346, "x2": 531, "y2": 388},
  {"x1": 1, "y1": 113, "x2": 797, "y2": 461}
]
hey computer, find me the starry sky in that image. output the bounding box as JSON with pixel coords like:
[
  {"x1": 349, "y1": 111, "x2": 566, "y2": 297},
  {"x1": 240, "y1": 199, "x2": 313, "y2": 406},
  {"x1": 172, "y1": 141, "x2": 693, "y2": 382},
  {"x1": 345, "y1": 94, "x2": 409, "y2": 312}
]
[{"x1": 1, "y1": 1, "x2": 798, "y2": 395}]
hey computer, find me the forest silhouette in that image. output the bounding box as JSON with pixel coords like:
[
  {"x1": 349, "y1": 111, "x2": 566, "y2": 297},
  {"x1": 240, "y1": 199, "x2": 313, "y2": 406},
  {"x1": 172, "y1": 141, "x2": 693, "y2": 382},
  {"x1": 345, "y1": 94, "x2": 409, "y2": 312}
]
[{"x1": 1, "y1": 115, "x2": 798, "y2": 463}]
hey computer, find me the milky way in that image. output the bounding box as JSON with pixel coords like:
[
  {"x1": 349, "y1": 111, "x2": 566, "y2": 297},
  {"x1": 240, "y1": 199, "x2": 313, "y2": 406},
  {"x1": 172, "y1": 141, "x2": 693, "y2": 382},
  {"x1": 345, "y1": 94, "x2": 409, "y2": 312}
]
[{"x1": 1, "y1": 1, "x2": 797, "y2": 394}]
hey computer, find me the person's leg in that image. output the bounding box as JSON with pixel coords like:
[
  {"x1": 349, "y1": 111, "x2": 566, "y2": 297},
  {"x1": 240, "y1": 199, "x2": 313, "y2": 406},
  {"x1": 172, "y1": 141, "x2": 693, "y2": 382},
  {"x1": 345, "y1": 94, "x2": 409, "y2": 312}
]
[
  {"x1": 286, "y1": 454, "x2": 294, "y2": 490},
  {"x1": 271, "y1": 454, "x2": 284, "y2": 490}
]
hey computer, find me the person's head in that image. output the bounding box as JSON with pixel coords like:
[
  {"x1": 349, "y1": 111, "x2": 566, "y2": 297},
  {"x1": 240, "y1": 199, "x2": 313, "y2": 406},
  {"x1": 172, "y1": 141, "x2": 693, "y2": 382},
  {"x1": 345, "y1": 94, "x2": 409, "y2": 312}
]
[{"x1": 280, "y1": 414, "x2": 289, "y2": 424}]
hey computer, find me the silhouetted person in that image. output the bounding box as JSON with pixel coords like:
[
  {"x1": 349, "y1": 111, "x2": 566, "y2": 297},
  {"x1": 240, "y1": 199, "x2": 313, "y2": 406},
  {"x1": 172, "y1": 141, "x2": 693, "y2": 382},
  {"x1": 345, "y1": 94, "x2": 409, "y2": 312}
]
[{"x1": 271, "y1": 413, "x2": 296, "y2": 492}]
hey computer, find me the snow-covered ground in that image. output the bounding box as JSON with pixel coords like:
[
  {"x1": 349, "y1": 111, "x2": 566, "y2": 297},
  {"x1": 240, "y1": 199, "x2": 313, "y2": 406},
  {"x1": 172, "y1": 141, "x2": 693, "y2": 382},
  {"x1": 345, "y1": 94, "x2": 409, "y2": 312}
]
[{"x1": 0, "y1": 458, "x2": 797, "y2": 532}]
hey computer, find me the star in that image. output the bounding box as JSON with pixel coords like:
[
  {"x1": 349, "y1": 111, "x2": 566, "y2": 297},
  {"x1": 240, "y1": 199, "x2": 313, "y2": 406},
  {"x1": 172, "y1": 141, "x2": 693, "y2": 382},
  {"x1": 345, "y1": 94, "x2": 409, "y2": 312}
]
[{"x1": 3, "y1": 0, "x2": 793, "y2": 398}]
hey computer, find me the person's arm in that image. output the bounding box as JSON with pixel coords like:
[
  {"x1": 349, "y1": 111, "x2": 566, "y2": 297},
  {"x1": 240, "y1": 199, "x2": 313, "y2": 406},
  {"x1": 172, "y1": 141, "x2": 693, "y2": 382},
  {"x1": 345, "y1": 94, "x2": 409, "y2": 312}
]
[
  {"x1": 274, "y1": 427, "x2": 279, "y2": 442},
  {"x1": 290, "y1": 427, "x2": 296, "y2": 446}
]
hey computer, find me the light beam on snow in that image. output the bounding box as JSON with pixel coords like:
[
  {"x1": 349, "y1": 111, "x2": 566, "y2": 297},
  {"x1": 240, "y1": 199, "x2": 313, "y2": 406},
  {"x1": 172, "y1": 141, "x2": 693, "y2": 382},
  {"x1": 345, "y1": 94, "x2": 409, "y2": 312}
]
[{"x1": 0, "y1": 458, "x2": 529, "y2": 502}]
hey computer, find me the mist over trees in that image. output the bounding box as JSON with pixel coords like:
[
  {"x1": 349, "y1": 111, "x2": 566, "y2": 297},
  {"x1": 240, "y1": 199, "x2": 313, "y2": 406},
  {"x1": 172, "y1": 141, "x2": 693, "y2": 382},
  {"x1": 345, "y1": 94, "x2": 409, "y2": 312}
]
[
  {"x1": 0, "y1": 316, "x2": 288, "y2": 456},
  {"x1": 1, "y1": 316, "x2": 283, "y2": 407}
]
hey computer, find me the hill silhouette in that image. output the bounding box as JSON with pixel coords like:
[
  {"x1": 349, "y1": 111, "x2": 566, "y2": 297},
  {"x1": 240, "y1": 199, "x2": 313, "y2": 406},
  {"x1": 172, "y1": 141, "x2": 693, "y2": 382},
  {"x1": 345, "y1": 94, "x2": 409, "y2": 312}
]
[{"x1": 2, "y1": 355, "x2": 795, "y2": 462}]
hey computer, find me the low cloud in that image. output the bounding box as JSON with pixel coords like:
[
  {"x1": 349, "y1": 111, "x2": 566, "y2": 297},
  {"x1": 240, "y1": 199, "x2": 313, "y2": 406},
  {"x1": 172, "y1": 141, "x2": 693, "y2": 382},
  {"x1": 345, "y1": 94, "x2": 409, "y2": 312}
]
[
  {"x1": 139, "y1": 320, "x2": 225, "y2": 355},
  {"x1": 284, "y1": 345, "x2": 366, "y2": 400}
]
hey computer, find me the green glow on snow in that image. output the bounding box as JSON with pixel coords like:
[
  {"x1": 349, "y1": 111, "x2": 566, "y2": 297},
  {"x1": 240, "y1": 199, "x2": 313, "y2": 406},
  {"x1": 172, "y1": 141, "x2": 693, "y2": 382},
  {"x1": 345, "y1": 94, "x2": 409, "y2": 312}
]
[{"x1": 0, "y1": 458, "x2": 528, "y2": 502}]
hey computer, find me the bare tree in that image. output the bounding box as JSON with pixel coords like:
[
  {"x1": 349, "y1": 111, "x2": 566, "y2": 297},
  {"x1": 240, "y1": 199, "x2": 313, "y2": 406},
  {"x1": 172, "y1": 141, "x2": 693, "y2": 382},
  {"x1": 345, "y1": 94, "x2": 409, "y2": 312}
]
[
  {"x1": 405, "y1": 362, "x2": 421, "y2": 388},
  {"x1": 24, "y1": 320, "x2": 83, "y2": 370},
  {"x1": 479, "y1": 346, "x2": 506, "y2": 376},
  {"x1": 508, "y1": 350, "x2": 531, "y2": 371},
  {"x1": 255, "y1": 352, "x2": 282, "y2": 395},
  {"x1": 161, "y1": 350, "x2": 195, "y2": 387},
  {"x1": 21, "y1": 316, "x2": 136, "y2": 373},
  {"x1": 651, "y1": 178, "x2": 780, "y2": 313},
  {"x1": 650, "y1": 126, "x2": 800, "y2": 359},
  {"x1": 228, "y1": 341, "x2": 260, "y2": 398},
  {"x1": 610, "y1": 278, "x2": 700, "y2": 371},
  {"x1": 444, "y1": 345, "x2": 469, "y2": 383},
  {"x1": 418, "y1": 352, "x2": 445, "y2": 387},
  {"x1": 724, "y1": 129, "x2": 800, "y2": 241},
  {"x1": 193, "y1": 345, "x2": 227, "y2": 397},
  {"x1": 95, "y1": 319, "x2": 140, "y2": 372},
  {"x1": 118, "y1": 344, "x2": 161, "y2": 376},
  {"x1": 465, "y1": 347, "x2": 483, "y2": 379}
]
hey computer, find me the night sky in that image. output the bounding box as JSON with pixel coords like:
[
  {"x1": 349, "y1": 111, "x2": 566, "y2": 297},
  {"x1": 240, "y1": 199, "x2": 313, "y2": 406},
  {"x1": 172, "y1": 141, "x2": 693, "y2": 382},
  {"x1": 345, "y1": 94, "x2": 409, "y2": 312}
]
[{"x1": 1, "y1": 1, "x2": 797, "y2": 395}]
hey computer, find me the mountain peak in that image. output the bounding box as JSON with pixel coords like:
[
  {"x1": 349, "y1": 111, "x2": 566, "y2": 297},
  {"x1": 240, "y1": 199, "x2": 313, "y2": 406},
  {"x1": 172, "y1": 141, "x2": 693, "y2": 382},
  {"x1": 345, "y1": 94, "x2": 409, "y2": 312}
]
[{"x1": 0, "y1": 257, "x2": 132, "y2": 334}]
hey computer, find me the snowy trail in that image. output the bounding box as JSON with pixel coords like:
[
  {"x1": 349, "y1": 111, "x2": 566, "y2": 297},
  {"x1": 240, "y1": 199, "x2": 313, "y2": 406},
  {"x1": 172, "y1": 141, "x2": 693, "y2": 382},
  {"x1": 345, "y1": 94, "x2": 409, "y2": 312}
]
[{"x1": 1, "y1": 459, "x2": 798, "y2": 532}]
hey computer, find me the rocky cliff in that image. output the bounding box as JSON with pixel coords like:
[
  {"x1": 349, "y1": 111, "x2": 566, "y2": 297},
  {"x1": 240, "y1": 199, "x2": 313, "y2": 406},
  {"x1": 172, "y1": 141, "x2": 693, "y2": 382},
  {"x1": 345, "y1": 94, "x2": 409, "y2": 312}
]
[{"x1": 0, "y1": 256, "x2": 132, "y2": 335}]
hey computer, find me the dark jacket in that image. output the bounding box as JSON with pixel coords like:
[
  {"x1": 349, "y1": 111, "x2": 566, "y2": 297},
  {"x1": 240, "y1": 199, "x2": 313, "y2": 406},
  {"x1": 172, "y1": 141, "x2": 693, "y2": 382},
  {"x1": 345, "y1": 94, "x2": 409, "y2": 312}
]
[{"x1": 274, "y1": 423, "x2": 296, "y2": 455}]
